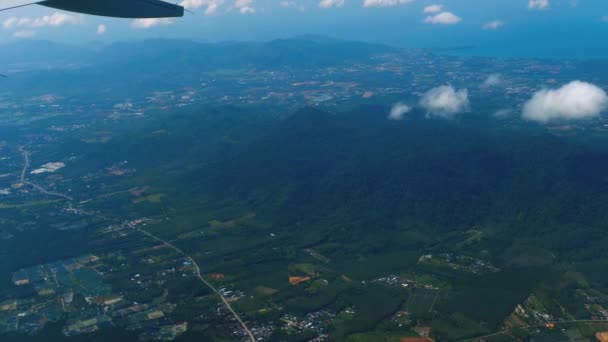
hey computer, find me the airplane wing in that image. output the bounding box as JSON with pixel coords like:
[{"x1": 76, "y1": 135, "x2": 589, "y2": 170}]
[
  {"x1": 0, "y1": 0, "x2": 184, "y2": 18},
  {"x1": 0, "y1": 0, "x2": 42, "y2": 12}
]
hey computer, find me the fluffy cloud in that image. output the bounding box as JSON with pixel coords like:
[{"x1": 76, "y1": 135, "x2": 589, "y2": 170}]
[
  {"x1": 319, "y1": 0, "x2": 344, "y2": 8},
  {"x1": 131, "y1": 18, "x2": 173, "y2": 29},
  {"x1": 388, "y1": 102, "x2": 412, "y2": 120},
  {"x1": 420, "y1": 85, "x2": 469, "y2": 118},
  {"x1": 363, "y1": 0, "x2": 413, "y2": 8},
  {"x1": 34, "y1": 13, "x2": 81, "y2": 27},
  {"x1": 423, "y1": 4, "x2": 442, "y2": 13},
  {"x1": 97, "y1": 24, "x2": 107, "y2": 35},
  {"x1": 280, "y1": 0, "x2": 305, "y2": 10},
  {"x1": 424, "y1": 12, "x2": 461, "y2": 24},
  {"x1": 493, "y1": 108, "x2": 513, "y2": 117},
  {"x1": 528, "y1": 0, "x2": 549, "y2": 10},
  {"x1": 2, "y1": 17, "x2": 19, "y2": 29},
  {"x1": 3, "y1": 13, "x2": 81, "y2": 29},
  {"x1": 483, "y1": 20, "x2": 504, "y2": 30},
  {"x1": 482, "y1": 74, "x2": 502, "y2": 87},
  {"x1": 522, "y1": 81, "x2": 608, "y2": 122},
  {"x1": 13, "y1": 30, "x2": 35, "y2": 38},
  {"x1": 235, "y1": 0, "x2": 255, "y2": 13},
  {"x1": 180, "y1": 0, "x2": 225, "y2": 15}
]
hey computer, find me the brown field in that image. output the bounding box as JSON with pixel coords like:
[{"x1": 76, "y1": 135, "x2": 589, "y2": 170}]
[
  {"x1": 147, "y1": 311, "x2": 165, "y2": 320},
  {"x1": 108, "y1": 169, "x2": 125, "y2": 176},
  {"x1": 596, "y1": 332, "x2": 608, "y2": 342},
  {"x1": 0, "y1": 301, "x2": 16, "y2": 311},
  {"x1": 289, "y1": 276, "x2": 311, "y2": 286},
  {"x1": 400, "y1": 338, "x2": 434, "y2": 342}
]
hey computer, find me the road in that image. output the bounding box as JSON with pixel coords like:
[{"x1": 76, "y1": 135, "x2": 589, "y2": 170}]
[
  {"x1": 134, "y1": 227, "x2": 257, "y2": 342},
  {"x1": 457, "y1": 320, "x2": 608, "y2": 341},
  {"x1": 17, "y1": 146, "x2": 252, "y2": 339},
  {"x1": 18, "y1": 146, "x2": 29, "y2": 183},
  {"x1": 19, "y1": 146, "x2": 74, "y2": 202},
  {"x1": 25, "y1": 180, "x2": 73, "y2": 201}
]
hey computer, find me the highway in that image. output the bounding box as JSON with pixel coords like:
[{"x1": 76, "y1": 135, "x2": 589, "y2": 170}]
[
  {"x1": 18, "y1": 146, "x2": 29, "y2": 183},
  {"x1": 457, "y1": 320, "x2": 608, "y2": 341},
  {"x1": 134, "y1": 226, "x2": 257, "y2": 342},
  {"x1": 17, "y1": 145, "x2": 255, "y2": 340},
  {"x1": 25, "y1": 180, "x2": 73, "y2": 201},
  {"x1": 19, "y1": 146, "x2": 74, "y2": 202}
]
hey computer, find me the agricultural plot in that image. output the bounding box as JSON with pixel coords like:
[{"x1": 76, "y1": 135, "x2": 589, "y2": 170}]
[{"x1": 406, "y1": 288, "x2": 440, "y2": 315}]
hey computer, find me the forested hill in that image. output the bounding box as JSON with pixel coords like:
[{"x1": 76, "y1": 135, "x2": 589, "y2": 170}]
[{"x1": 190, "y1": 107, "x2": 608, "y2": 263}]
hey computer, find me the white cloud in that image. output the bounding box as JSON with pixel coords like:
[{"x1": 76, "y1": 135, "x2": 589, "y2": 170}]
[
  {"x1": 2, "y1": 17, "x2": 18, "y2": 29},
  {"x1": 423, "y1": 4, "x2": 442, "y2": 13},
  {"x1": 33, "y1": 13, "x2": 80, "y2": 27},
  {"x1": 602, "y1": 15, "x2": 608, "y2": 22},
  {"x1": 97, "y1": 24, "x2": 107, "y2": 35},
  {"x1": 131, "y1": 18, "x2": 174, "y2": 29},
  {"x1": 363, "y1": 0, "x2": 413, "y2": 8},
  {"x1": 180, "y1": 0, "x2": 201, "y2": 8},
  {"x1": 424, "y1": 11, "x2": 461, "y2": 24},
  {"x1": 493, "y1": 108, "x2": 512, "y2": 117},
  {"x1": 420, "y1": 85, "x2": 469, "y2": 119},
  {"x1": 180, "y1": 0, "x2": 225, "y2": 15},
  {"x1": 522, "y1": 81, "x2": 608, "y2": 123},
  {"x1": 4, "y1": 18, "x2": 32, "y2": 29},
  {"x1": 483, "y1": 20, "x2": 504, "y2": 30},
  {"x1": 3, "y1": 13, "x2": 81, "y2": 29},
  {"x1": 319, "y1": 0, "x2": 343, "y2": 8},
  {"x1": 13, "y1": 30, "x2": 35, "y2": 38},
  {"x1": 388, "y1": 102, "x2": 412, "y2": 120},
  {"x1": 482, "y1": 74, "x2": 503, "y2": 87},
  {"x1": 319, "y1": 0, "x2": 344, "y2": 8},
  {"x1": 235, "y1": 0, "x2": 255, "y2": 13},
  {"x1": 280, "y1": 0, "x2": 305, "y2": 10},
  {"x1": 528, "y1": 0, "x2": 549, "y2": 10}
]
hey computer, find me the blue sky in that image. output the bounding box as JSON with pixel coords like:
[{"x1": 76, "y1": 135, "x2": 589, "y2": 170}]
[{"x1": 1, "y1": 0, "x2": 607, "y2": 57}]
